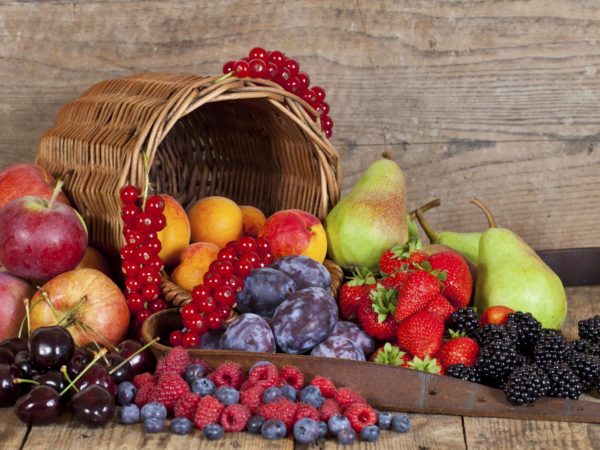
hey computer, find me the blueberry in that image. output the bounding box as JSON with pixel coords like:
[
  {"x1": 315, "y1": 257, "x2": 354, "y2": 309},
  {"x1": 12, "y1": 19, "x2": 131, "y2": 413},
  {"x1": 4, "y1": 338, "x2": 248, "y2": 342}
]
[
  {"x1": 280, "y1": 384, "x2": 297, "y2": 402},
  {"x1": 119, "y1": 404, "x2": 140, "y2": 424},
  {"x1": 215, "y1": 386, "x2": 240, "y2": 405},
  {"x1": 300, "y1": 385, "x2": 324, "y2": 408},
  {"x1": 184, "y1": 363, "x2": 206, "y2": 384},
  {"x1": 140, "y1": 402, "x2": 167, "y2": 421},
  {"x1": 377, "y1": 411, "x2": 393, "y2": 430},
  {"x1": 143, "y1": 417, "x2": 164, "y2": 433},
  {"x1": 170, "y1": 417, "x2": 192, "y2": 435},
  {"x1": 116, "y1": 381, "x2": 136, "y2": 405},
  {"x1": 262, "y1": 386, "x2": 282, "y2": 404},
  {"x1": 392, "y1": 414, "x2": 410, "y2": 433},
  {"x1": 261, "y1": 418, "x2": 287, "y2": 440},
  {"x1": 203, "y1": 423, "x2": 224, "y2": 440},
  {"x1": 191, "y1": 377, "x2": 215, "y2": 396},
  {"x1": 327, "y1": 415, "x2": 351, "y2": 435},
  {"x1": 317, "y1": 421, "x2": 328, "y2": 439},
  {"x1": 247, "y1": 415, "x2": 265, "y2": 434},
  {"x1": 360, "y1": 425, "x2": 381, "y2": 442},
  {"x1": 337, "y1": 427, "x2": 356, "y2": 445},
  {"x1": 293, "y1": 418, "x2": 321, "y2": 444}
]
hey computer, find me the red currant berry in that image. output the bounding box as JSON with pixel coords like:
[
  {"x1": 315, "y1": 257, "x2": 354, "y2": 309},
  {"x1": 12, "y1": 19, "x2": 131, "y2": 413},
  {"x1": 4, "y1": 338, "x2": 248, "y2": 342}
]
[
  {"x1": 209, "y1": 260, "x2": 235, "y2": 277},
  {"x1": 135, "y1": 309, "x2": 151, "y2": 326},
  {"x1": 218, "y1": 247, "x2": 237, "y2": 262},
  {"x1": 181, "y1": 332, "x2": 200, "y2": 349},
  {"x1": 146, "y1": 231, "x2": 158, "y2": 241},
  {"x1": 234, "y1": 259, "x2": 253, "y2": 278},
  {"x1": 196, "y1": 297, "x2": 217, "y2": 314},
  {"x1": 186, "y1": 316, "x2": 208, "y2": 336},
  {"x1": 139, "y1": 268, "x2": 159, "y2": 285},
  {"x1": 206, "y1": 313, "x2": 224, "y2": 331},
  {"x1": 241, "y1": 252, "x2": 261, "y2": 268},
  {"x1": 145, "y1": 195, "x2": 165, "y2": 215},
  {"x1": 222, "y1": 60, "x2": 235, "y2": 74},
  {"x1": 237, "y1": 236, "x2": 256, "y2": 253},
  {"x1": 169, "y1": 330, "x2": 183, "y2": 346},
  {"x1": 125, "y1": 230, "x2": 144, "y2": 246},
  {"x1": 144, "y1": 238, "x2": 162, "y2": 256},
  {"x1": 268, "y1": 51, "x2": 286, "y2": 68},
  {"x1": 203, "y1": 272, "x2": 222, "y2": 288},
  {"x1": 234, "y1": 60, "x2": 250, "y2": 78},
  {"x1": 121, "y1": 205, "x2": 139, "y2": 224},
  {"x1": 297, "y1": 72, "x2": 310, "y2": 89},
  {"x1": 150, "y1": 213, "x2": 166, "y2": 232},
  {"x1": 213, "y1": 286, "x2": 235, "y2": 307},
  {"x1": 249, "y1": 47, "x2": 268, "y2": 61},
  {"x1": 142, "y1": 284, "x2": 160, "y2": 301},
  {"x1": 216, "y1": 305, "x2": 231, "y2": 320},
  {"x1": 249, "y1": 59, "x2": 267, "y2": 78},
  {"x1": 325, "y1": 128, "x2": 332, "y2": 138},
  {"x1": 121, "y1": 259, "x2": 140, "y2": 277},
  {"x1": 225, "y1": 241, "x2": 238, "y2": 249},
  {"x1": 126, "y1": 293, "x2": 146, "y2": 313},
  {"x1": 286, "y1": 77, "x2": 301, "y2": 94},
  {"x1": 136, "y1": 212, "x2": 154, "y2": 233},
  {"x1": 223, "y1": 275, "x2": 243, "y2": 292},
  {"x1": 285, "y1": 59, "x2": 299, "y2": 77},
  {"x1": 120, "y1": 185, "x2": 139, "y2": 204},
  {"x1": 146, "y1": 256, "x2": 164, "y2": 272},
  {"x1": 148, "y1": 298, "x2": 167, "y2": 313},
  {"x1": 181, "y1": 303, "x2": 199, "y2": 320},
  {"x1": 302, "y1": 88, "x2": 318, "y2": 106},
  {"x1": 125, "y1": 277, "x2": 142, "y2": 293},
  {"x1": 265, "y1": 62, "x2": 278, "y2": 80},
  {"x1": 191, "y1": 284, "x2": 212, "y2": 301},
  {"x1": 320, "y1": 115, "x2": 333, "y2": 131},
  {"x1": 319, "y1": 101, "x2": 330, "y2": 116},
  {"x1": 274, "y1": 67, "x2": 291, "y2": 86},
  {"x1": 254, "y1": 237, "x2": 271, "y2": 256},
  {"x1": 312, "y1": 86, "x2": 326, "y2": 102},
  {"x1": 261, "y1": 252, "x2": 274, "y2": 266},
  {"x1": 134, "y1": 248, "x2": 152, "y2": 264}
]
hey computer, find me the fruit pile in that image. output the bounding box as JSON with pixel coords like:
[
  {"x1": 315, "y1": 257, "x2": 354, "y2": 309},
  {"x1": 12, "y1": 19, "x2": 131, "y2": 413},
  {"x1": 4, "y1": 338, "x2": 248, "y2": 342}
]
[{"x1": 117, "y1": 346, "x2": 410, "y2": 444}]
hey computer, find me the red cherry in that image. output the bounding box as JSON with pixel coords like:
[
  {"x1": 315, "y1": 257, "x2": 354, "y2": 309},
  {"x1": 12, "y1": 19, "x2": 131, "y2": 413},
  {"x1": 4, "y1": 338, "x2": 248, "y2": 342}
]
[
  {"x1": 223, "y1": 275, "x2": 244, "y2": 292},
  {"x1": 234, "y1": 260, "x2": 253, "y2": 278},
  {"x1": 217, "y1": 247, "x2": 237, "y2": 263},
  {"x1": 142, "y1": 284, "x2": 160, "y2": 301},
  {"x1": 120, "y1": 185, "x2": 139, "y2": 205},
  {"x1": 126, "y1": 294, "x2": 146, "y2": 313},
  {"x1": 213, "y1": 286, "x2": 235, "y2": 307},
  {"x1": 181, "y1": 304, "x2": 199, "y2": 320},
  {"x1": 203, "y1": 272, "x2": 222, "y2": 288},
  {"x1": 249, "y1": 47, "x2": 268, "y2": 61},
  {"x1": 135, "y1": 309, "x2": 151, "y2": 325},
  {"x1": 181, "y1": 332, "x2": 200, "y2": 349},
  {"x1": 169, "y1": 330, "x2": 183, "y2": 346},
  {"x1": 222, "y1": 60, "x2": 235, "y2": 74},
  {"x1": 145, "y1": 195, "x2": 165, "y2": 215},
  {"x1": 121, "y1": 259, "x2": 140, "y2": 277},
  {"x1": 146, "y1": 256, "x2": 164, "y2": 272},
  {"x1": 234, "y1": 60, "x2": 250, "y2": 78},
  {"x1": 297, "y1": 72, "x2": 310, "y2": 89},
  {"x1": 265, "y1": 62, "x2": 278, "y2": 80},
  {"x1": 249, "y1": 59, "x2": 267, "y2": 78},
  {"x1": 209, "y1": 260, "x2": 235, "y2": 277},
  {"x1": 237, "y1": 236, "x2": 256, "y2": 253},
  {"x1": 121, "y1": 205, "x2": 139, "y2": 224},
  {"x1": 206, "y1": 313, "x2": 224, "y2": 331},
  {"x1": 312, "y1": 86, "x2": 326, "y2": 102},
  {"x1": 285, "y1": 59, "x2": 299, "y2": 77},
  {"x1": 125, "y1": 277, "x2": 142, "y2": 293},
  {"x1": 320, "y1": 115, "x2": 333, "y2": 131},
  {"x1": 268, "y1": 50, "x2": 286, "y2": 69},
  {"x1": 254, "y1": 237, "x2": 271, "y2": 256},
  {"x1": 241, "y1": 252, "x2": 261, "y2": 268},
  {"x1": 148, "y1": 298, "x2": 167, "y2": 313}
]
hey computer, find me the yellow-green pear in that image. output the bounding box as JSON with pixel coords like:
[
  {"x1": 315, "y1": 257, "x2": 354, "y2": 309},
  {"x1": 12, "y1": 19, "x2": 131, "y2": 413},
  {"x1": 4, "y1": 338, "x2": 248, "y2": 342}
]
[
  {"x1": 474, "y1": 228, "x2": 567, "y2": 329},
  {"x1": 325, "y1": 155, "x2": 407, "y2": 271}
]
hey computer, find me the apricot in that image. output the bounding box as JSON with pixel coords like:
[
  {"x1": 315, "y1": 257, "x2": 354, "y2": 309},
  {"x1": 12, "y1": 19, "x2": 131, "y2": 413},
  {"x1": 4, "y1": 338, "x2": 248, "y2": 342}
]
[
  {"x1": 240, "y1": 205, "x2": 266, "y2": 238},
  {"x1": 157, "y1": 194, "x2": 191, "y2": 266},
  {"x1": 171, "y1": 242, "x2": 220, "y2": 292},
  {"x1": 187, "y1": 196, "x2": 243, "y2": 248}
]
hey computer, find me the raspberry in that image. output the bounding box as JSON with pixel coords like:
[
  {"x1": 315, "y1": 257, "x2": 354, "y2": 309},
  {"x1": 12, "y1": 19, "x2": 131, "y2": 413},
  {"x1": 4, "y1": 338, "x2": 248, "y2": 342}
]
[
  {"x1": 149, "y1": 371, "x2": 190, "y2": 412},
  {"x1": 209, "y1": 362, "x2": 244, "y2": 389},
  {"x1": 220, "y1": 404, "x2": 251, "y2": 432},
  {"x1": 193, "y1": 395, "x2": 225, "y2": 430},
  {"x1": 133, "y1": 372, "x2": 155, "y2": 389},
  {"x1": 239, "y1": 379, "x2": 254, "y2": 392},
  {"x1": 258, "y1": 401, "x2": 279, "y2": 421},
  {"x1": 344, "y1": 403, "x2": 377, "y2": 432},
  {"x1": 155, "y1": 346, "x2": 190, "y2": 376},
  {"x1": 134, "y1": 381, "x2": 155, "y2": 407},
  {"x1": 174, "y1": 392, "x2": 201, "y2": 420},
  {"x1": 310, "y1": 376, "x2": 337, "y2": 398},
  {"x1": 259, "y1": 399, "x2": 297, "y2": 430},
  {"x1": 335, "y1": 387, "x2": 366, "y2": 409},
  {"x1": 294, "y1": 403, "x2": 320, "y2": 423},
  {"x1": 319, "y1": 398, "x2": 342, "y2": 422},
  {"x1": 248, "y1": 364, "x2": 279, "y2": 388},
  {"x1": 240, "y1": 385, "x2": 265, "y2": 414},
  {"x1": 190, "y1": 358, "x2": 213, "y2": 375},
  {"x1": 278, "y1": 365, "x2": 304, "y2": 389}
]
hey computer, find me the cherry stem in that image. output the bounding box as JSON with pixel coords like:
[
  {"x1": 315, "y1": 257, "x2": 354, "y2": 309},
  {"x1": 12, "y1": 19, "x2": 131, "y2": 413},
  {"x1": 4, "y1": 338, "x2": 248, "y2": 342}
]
[
  {"x1": 60, "y1": 365, "x2": 79, "y2": 393},
  {"x1": 59, "y1": 348, "x2": 107, "y2": 397},
  {"x1": 109, "y1": 337, "x2": 160, "y2": 375},
  {"x1": 37, "y1": 289, "x2": 61, "y2": 322},
  {"x1": 24, "y1": 298, "x2": 31, "y2": 337},
  {"x1": 13, "y1": 378, "x2": 40, "y2": 386},
  {"x1": 57, "y1": 296, "x2": 87, "y2": 328},
  {"x1": 470, "y1": 198, "x2": 497, "y2": 228},
  {"x1": 76, "y1": 320, "x2": 119, "y2": 353},
  {"x1": 47, "y1": 179, "x2": 64, "y2": 210}
]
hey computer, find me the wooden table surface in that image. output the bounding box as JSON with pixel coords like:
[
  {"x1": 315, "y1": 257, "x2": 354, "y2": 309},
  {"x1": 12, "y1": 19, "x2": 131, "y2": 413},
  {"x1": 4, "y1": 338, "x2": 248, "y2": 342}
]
[{"x1": 1, "y1": 285, "x2": 598, "y2": 450}]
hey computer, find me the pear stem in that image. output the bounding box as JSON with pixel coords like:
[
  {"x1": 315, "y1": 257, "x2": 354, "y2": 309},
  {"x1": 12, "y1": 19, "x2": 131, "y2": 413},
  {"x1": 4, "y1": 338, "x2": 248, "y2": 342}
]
[
  {"x1": 109, "y1": 337, "x2": 160, "y2": 375},
  {"x1": 415, "y1": 207, "x2": 440, "y2": 243},
  {"x1": 470, "y1": 198, "x2": 497, "y2": 228},
  {"x1": 47, "y1": 180, "x2": 64, "y2": 210},
  {"x1": 408, "y1": 198, "x2": 442, "y2": 220},
  {"x1": 381, "y1": 151, "x2": 393, "y2": 160}
]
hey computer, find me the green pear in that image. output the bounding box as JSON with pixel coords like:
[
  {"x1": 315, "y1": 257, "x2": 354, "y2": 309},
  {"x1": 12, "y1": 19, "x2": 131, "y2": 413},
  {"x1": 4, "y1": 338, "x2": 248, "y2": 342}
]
[
  {"x1": 325, "y1": 155, "x2": 407, "y2": 271},
  {"x1": 474, "y1": 228, "x2": 567, "y2": 329}
]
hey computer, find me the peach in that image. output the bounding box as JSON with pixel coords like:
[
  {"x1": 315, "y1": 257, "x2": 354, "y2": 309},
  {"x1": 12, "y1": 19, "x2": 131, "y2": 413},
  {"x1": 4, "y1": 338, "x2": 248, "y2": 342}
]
[
  {"x1": 240, "y1": 205, "x2": 266, "y2": 238},
  {"x1": 187, "y1": 196, "x2": 243, "y2": 248},
  {"x1": 0, "y1": 163, "x2": 70, "y2": 209},
  {"x1": 171, "y1": 242, "x2": 220, "y2": 291},
  {"x1": 157, "y1": 194, "x2": 191, "y2": 266},
  {"x1": 76, "y1": 246, "x2": 113, "y2": 278},
  {"x1": 259, "y1": 209, "x2": 327, "y2": 263}
]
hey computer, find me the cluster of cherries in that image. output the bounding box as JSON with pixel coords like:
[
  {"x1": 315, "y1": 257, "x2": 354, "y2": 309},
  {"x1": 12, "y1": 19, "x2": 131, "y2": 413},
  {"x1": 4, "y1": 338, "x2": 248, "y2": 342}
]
[
  {"x1": 222, "y1": 47, "x2": 334, "y2": 138},
  {"x1": 169, "y1": 236, "x2": 274, "y2": 349},
  {"x1": 119, "y1": 185, "x2": 168, "y2": 333}
]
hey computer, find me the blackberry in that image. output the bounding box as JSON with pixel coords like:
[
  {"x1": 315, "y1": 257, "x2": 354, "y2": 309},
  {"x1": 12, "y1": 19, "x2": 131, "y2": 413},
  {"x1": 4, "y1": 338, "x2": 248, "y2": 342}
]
[
  {"x1": 546, "y1": 364, "x2": 584, "y2": 400},
  {"x1": 503, "y1": 365, "x2": 551, "y2": 405},
  {"x1": 474, "y1": 324, "x2": 518, "y2": 346},
  {"x1": 506, "y1": 312, "x2": 542, "y2": 352},
  {"x1": 533, "y1": 329, "x2": 568, "y2": 368},
  {"x1": 448, "y1": 307, "x2": 480, "y2": 336},
  {"x1": 476, "y1": 339, "x2": 520, "y2": 387},
  {"x1": 569, "y1": 339, "x2": 600, "y2": 357},
  {"x1": 567, "y1": 351, "x2": 600, "y2": 391},
  {"x1": 446, "y1": 364, "x2": 482, "y2": 383},
  {"x1": 578, "y1": 316, "x2": 600, "y2": 343}
]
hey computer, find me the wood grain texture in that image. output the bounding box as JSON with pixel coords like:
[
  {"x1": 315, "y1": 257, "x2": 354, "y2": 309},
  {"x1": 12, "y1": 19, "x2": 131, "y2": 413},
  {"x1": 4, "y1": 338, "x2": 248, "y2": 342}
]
[{"x1": 0, "y1": 408, "x2": 29, "y2": 449}]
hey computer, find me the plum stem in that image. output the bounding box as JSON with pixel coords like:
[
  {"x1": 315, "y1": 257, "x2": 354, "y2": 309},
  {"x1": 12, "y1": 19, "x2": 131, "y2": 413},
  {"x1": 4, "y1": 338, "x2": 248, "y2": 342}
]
[
  {"x1": 59, "y1": 365, "x2": 79, "y2": 392},
  {"x1": 109, "y1": 337, "x2": 160, "y2": 375},
  {"x1": 47, "y1": 179, "x2": 64, "y2": 210},
  {"x1": 59, "y1": 348, "x2": 107, "y2": 397}
]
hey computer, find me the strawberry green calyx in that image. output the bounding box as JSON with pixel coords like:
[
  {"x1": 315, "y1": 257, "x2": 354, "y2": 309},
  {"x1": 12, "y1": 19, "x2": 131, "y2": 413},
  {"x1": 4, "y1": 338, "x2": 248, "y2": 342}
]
[
  {"x1": 414, "y1": 260, "x2": 447, "y2": 283},
  {"x1": 448, "y1": 329, "x2": 467, "y2": 339},
  {"x1": 374, "y1": 343, "x2": 406, "y2": 366},
  {"x1": 389, "y1": 236, "x2": 422, "y2": 262},
  {"x1": 369, "y1": 283, "x2": 398, "y2": 323},
  {"x1": 408, "y1": 355, "x2": 442, "y2": 375},
  {"x1": 347, "y1": 267, "x2": 376, "y2": 287}
]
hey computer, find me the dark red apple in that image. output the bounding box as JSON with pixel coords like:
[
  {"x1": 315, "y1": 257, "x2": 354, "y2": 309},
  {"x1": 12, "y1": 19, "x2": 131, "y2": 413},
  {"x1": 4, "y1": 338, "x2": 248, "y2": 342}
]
[
  {"x1": 0, "y1": 181, "x2": 87, "y2": 281},
  {"x1": 0, "y1": 273, "x2": 35, "y2": 340},
  {"x1": 0, "y1": 163, "x2": 69, "y2": 210}
]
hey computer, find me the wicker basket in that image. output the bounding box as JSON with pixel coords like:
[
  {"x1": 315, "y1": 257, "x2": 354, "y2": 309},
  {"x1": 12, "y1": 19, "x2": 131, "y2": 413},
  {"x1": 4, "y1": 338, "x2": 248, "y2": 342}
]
[{"x1": 35, "y1": 72, "x2": 341, "y2": 257}]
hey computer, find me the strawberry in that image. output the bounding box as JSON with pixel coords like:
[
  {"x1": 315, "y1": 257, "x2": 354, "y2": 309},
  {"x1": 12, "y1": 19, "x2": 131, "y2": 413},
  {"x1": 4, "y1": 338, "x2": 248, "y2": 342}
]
[
  {"x1": 394, "y1": 268, "x2": 441, "y2": 322},
  {"x1": 381, "y1": 270, "x2": 409, "y2": 292},
  {"x1": 379, "y1": 238, "x2": 426, "y2": 275},
  {"x1": 425, "y1": 293, "x2": 455, "y2": 324},
  {"x1": 406, "y1": 355, "x2": 444, "y2": 375},
  {"x1": 338, "y1": 268, "x2": 377, "y2": 320},
  {"x1": 438, "y1": 333, "x2": 480, "y2": 369},
  {"x1": 396, "y1": 310, "x2": 445, "y2": 358},
  {"x1": 370, "y1": 342, "x2": 410, "y2": 367},
  {"x1": 428, "y1": 252, "x2": 472, "y2": 309},
  {"x1": 479, "y1": 305, "x2": 515, "y2": 326},
  {"x1": 357, "y1": 284, "x2": 398, "y2": 341}
]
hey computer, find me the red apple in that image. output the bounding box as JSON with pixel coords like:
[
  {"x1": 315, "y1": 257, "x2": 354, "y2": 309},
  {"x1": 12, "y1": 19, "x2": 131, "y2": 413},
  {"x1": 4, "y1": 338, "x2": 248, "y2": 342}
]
[
  {"x1": 0, "y1": 273, "x2": 35, "y2": 340},
  {"x1": 29, "y1": 268, "x2": 130, "y2": 347},
  {"x1": 0, "y1": 181, "x2": 87, "y2": 281},
  {"x1": 0, "y1": 163, "x2": 70, "y2": 210}
]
